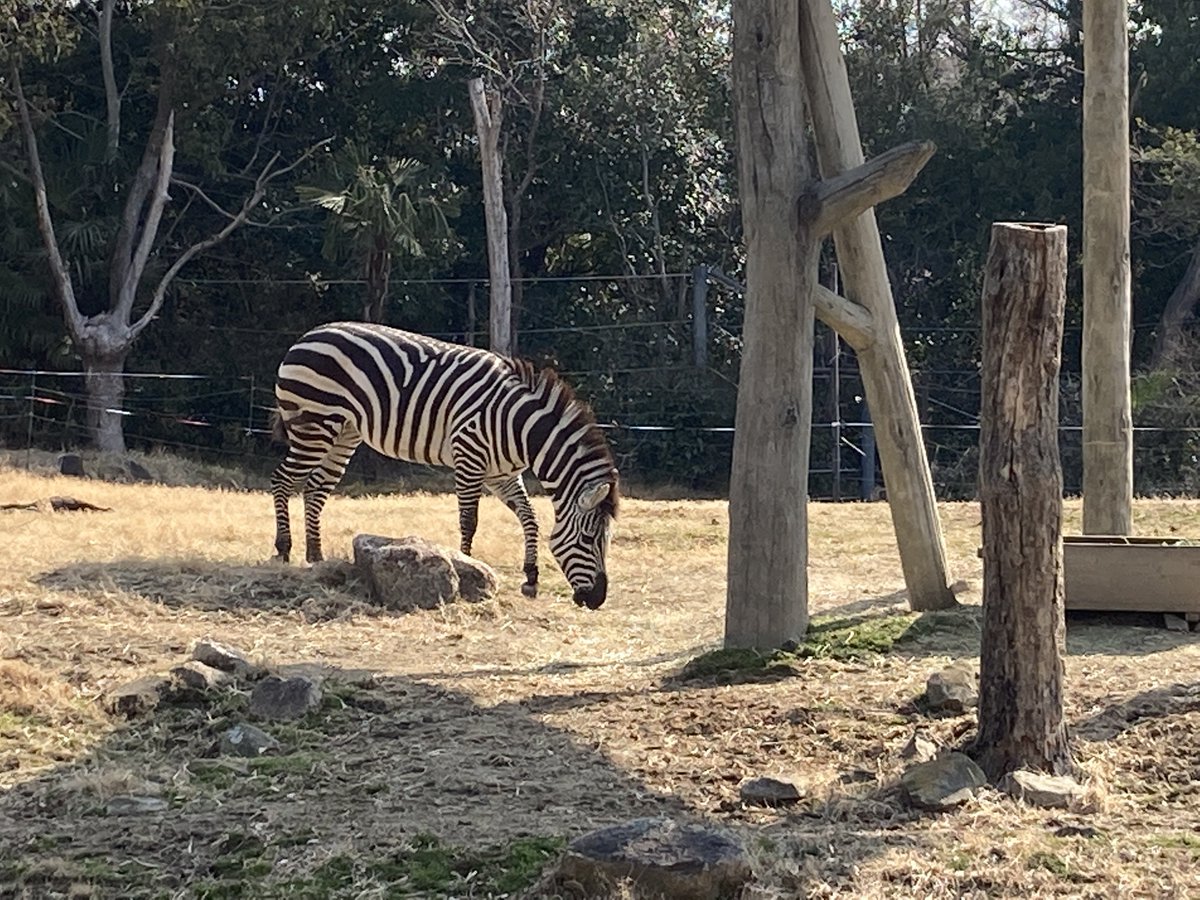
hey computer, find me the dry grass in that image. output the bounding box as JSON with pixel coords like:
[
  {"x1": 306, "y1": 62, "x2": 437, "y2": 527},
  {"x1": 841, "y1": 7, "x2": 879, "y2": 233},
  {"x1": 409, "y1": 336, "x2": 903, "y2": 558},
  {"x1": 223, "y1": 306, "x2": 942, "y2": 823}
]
[{"x1": 1, "y1": 461, "x2": 1200, "y2": 898}]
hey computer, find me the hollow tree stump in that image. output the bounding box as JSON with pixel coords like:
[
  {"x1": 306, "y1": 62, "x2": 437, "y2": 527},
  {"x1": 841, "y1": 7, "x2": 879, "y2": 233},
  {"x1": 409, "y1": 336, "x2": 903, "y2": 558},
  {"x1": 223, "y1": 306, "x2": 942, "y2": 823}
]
[{"x1": 973, "y1": 222, "x2": 1074, "y2": 779}]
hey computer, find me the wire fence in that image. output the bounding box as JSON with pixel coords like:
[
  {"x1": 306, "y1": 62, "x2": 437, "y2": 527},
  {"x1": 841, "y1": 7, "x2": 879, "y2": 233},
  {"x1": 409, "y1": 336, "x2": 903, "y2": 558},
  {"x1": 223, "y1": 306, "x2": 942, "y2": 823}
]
[{"x1": 5, "y1": 342, "x2": 1200, "y2": 500}]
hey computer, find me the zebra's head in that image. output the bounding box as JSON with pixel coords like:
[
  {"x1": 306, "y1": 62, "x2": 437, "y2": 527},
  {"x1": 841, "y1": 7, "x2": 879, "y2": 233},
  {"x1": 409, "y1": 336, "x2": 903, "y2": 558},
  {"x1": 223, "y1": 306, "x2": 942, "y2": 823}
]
[{"x1": 548, "y1": 469, "x2": 619, "y2": 609}]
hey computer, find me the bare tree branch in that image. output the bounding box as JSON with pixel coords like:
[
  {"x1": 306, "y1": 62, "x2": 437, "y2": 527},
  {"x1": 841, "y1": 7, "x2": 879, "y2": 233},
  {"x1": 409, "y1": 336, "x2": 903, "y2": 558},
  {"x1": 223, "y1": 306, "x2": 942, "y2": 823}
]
[
  {"x1": 10, "y1": 61, "x2": 86, "y2": 342},
  {"x1": 97, "y1": 0, "x2": 120, "y2": 160},
  {"x1": 129, "y1": 139, "x2": 331, "y2": 339},
  {"x1": 116, "y1": 111, "x2": 175, "y2": 321}
]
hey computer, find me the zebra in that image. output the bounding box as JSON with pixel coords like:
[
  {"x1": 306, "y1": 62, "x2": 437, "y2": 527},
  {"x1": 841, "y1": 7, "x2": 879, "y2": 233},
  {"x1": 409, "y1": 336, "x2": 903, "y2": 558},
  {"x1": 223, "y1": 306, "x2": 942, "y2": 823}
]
[{"x1": 269, "y1": 321, "x2": 619, "y2": 609}]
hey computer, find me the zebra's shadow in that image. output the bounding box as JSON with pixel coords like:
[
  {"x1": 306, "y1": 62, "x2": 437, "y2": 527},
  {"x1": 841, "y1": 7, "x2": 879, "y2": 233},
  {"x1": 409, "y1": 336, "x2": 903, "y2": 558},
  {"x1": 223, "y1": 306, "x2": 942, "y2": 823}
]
[{"x1": 31, "y1": 557, "x2": 379, "y2": 620}]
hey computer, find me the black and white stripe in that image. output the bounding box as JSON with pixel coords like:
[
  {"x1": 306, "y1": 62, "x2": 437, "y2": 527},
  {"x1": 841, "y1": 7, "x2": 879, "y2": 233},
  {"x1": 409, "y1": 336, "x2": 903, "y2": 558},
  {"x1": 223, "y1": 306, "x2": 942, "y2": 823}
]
[{"x1": 270, "y1": 322, "x2": 619, "y2": 608}]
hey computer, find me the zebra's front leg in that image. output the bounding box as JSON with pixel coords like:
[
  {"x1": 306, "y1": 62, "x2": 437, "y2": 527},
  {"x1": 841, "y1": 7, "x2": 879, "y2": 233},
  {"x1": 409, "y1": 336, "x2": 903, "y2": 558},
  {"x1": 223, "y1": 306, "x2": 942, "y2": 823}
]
[{"x1": 488, "y1": 474, "x2": 540, "y2": 598}]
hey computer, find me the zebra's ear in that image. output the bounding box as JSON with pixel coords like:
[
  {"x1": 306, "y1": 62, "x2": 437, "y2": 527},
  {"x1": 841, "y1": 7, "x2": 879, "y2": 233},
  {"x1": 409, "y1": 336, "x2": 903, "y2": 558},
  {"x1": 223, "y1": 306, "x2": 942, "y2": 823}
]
[{"x1": 578, "y1": 480, "x2": 612, "y2": 512}]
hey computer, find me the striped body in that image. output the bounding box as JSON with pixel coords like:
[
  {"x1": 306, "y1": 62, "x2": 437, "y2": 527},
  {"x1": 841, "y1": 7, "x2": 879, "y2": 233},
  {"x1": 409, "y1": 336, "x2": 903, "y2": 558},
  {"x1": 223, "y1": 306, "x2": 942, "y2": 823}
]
[{"x1": 270, "y1": 322, "x2": 618, "y2": 608}]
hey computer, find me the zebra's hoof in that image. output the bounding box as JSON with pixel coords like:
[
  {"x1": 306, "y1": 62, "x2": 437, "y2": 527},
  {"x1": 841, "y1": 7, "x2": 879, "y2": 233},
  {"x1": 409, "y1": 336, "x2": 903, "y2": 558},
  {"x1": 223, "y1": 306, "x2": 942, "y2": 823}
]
[{"x1": 520, "y1": 582, "x2": 538, "y2": 598}]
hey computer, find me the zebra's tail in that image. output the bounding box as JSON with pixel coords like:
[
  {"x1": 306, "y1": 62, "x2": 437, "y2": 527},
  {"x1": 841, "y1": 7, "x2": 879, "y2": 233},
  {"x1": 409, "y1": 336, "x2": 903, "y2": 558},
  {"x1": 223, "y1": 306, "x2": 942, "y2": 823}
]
[{"x1": 269, "y1": 408, "x2": 288, "y2": 445}]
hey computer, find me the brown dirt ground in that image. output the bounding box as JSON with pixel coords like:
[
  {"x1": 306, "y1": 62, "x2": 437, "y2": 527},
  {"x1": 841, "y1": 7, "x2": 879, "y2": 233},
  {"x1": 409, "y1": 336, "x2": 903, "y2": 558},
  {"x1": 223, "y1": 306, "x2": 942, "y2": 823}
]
[{"x1": 1, "y1": 464, "x2": 1199, "y2": 898}]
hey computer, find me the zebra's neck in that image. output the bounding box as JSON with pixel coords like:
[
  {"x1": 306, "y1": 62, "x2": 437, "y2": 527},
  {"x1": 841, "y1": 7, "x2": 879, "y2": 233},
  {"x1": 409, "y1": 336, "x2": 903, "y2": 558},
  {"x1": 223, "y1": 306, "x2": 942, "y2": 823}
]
[{"x1": 514, "y1": 378, "x2": 610, "y2": 500}]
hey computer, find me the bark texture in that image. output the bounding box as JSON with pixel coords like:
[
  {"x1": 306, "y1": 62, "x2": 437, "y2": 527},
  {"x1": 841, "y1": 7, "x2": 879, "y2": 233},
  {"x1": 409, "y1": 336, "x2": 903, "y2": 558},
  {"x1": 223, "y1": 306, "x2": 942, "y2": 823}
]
[
  {"x1": 468, "y1": 78, "x2": 513, "y2": 357},
  {"x1": 1082, "y1": 0, "x2": 1133, "y2": 535},
  {"x1": 725, "y1": 0, "x2": 814, "y2": 649},
  {"x1": 798, "y1": 0, "x2": 955, "y2": 611},
  {"x1": 974, "y1": 222, "x2": 1074, "y2": 780}
]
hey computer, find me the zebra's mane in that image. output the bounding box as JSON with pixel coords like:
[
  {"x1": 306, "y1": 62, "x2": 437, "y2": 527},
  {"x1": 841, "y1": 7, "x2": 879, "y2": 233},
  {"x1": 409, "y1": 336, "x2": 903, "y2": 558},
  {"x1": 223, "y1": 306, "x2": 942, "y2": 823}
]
[{"x1": 506, "y1": 357, "x2": 620, "y2": 519}]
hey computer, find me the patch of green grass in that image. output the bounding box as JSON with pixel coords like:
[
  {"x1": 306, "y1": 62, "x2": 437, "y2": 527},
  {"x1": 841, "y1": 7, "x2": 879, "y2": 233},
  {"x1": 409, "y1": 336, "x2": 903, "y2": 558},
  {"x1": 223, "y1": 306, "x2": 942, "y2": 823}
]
[
  {"x1": 678, "y1": 613, "x2": 928, "y2": 682},
  {"x1": 1149, "y1": 832, "x2": 1200, "y2": 852},
  {"x1": 247, "y1": 752, "x2": 325, "y2": 776},
  {"x1": 946, "y1": 849, "x2": 973, "y2": 872},
  {"x1": 1027, "y1": 850, "x2": 1070, "y2": 877},
  {"x1": 275, "y1": 834, "x2": 565, "y2": 897}
]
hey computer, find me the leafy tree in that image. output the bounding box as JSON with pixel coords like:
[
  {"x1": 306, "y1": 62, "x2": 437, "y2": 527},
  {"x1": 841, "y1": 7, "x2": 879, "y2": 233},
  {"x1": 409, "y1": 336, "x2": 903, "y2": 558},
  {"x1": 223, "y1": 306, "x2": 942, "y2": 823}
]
[{"x1": 299, "y1": 145, "x2": 457, "y2": 324}]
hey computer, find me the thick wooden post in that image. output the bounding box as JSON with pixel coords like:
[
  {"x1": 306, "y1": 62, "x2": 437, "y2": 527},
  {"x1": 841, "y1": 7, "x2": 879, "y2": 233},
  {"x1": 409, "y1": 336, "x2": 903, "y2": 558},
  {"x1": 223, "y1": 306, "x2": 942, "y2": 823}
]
[
  {"x1": 725, "y1": 0, "x2": 814, "y2": 649},
  {"x1": 974, "y1": 223, "x2": 1074, "y2": 780},
  {"x1": 1081, "y1": 0, "x2": 1132, "y2": 535},
  {"x1": 798, "y1": 0, "x2": 955, "y2": 610}
]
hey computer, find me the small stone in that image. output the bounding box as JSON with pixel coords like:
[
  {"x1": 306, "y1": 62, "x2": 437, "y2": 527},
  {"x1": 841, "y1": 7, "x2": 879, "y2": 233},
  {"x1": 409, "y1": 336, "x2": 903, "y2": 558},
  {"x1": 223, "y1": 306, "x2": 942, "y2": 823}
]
[
  {"x1": 901, "y1": 752, "x2": 987, "y2": 811},
  {"x1": 219, "y1": 723, "x2": 281, "y2": 758},
  {"x1": 170, "y1": 661, "x2": 232, "y2": 691},
  {"x1": 106, "y1": 795, "x2": 168, "y2": 816},
  {"x1": 925, "y1": 664, "x2": 979, "y2": 713},
  {"x1": 739, "y1": 776, "x2": 803, "y2": 807},
  {"x1": 58, "y1": 453, "x2": 85, "y2": 477},
  {"x1": 103, "y1": 675, "x2": 171, "y2": 718},
  {"x1": 554, "y1": 817, "x2": 751, "y2": 900},
  {"x1": 1164, "y1": 613, "x2": 1189, "y2": 632},
  {"x1": 191, "y1": 638, "x2": 264, "y2": 679},
  {"x1": 249, "y1": 675, "x2": 322, "y2": 720},
  {"x1": 900, "y1": 731, "x2": 940, "y2": 764},
  {"x1": 1005, "y1": 770, "x2": 1088, "y2": 809},
  {"x1": 126, "y1": 459, "x2": 153, "y2": 482}
]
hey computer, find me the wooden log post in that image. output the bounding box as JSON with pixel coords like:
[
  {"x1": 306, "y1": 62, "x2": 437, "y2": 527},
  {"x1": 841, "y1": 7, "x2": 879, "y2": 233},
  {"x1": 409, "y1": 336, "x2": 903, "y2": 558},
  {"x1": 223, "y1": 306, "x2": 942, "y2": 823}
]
[
  {"x1": 973, "y1": 223, "x2": 1074, "y2": 780},
  {"x1": 798, "y1": 0, "x2": 956, "y2": 611},
  {"x1": 1081, "y1": 0, "x2": 1133, "y2": 536},
  {"x1": 726, "y1": 0, "x2": 815, "y2": 649},
  {"x1": 467, "y1": 77, "x2": 513, "y2": 357}
]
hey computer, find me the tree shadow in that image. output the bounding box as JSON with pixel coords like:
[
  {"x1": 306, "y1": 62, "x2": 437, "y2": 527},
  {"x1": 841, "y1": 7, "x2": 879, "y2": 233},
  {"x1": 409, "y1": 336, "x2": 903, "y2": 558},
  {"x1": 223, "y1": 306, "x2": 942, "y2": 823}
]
[
  {"x1": 1073, "y1": 681, "x2": 1200, "y2": 742},
  {"x1": 0, "y1": 662, "x2": 923, "y2": 898}
]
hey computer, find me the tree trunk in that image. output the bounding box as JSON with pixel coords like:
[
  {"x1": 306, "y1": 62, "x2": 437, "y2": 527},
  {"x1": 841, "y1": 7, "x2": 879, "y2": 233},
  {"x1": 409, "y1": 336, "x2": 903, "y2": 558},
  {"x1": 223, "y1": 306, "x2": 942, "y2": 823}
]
[
  {"x1": 1082, "y1": 0, "x2": 1132, "y2": 536},
  {"x1": 798, "y1": 0, "x2": 955, "y2": 610},
  {"x1": 725, "y1": 0, "x2": 814, "y2": 649},
  {"x1": 1150, "y1": 237, "x2": 1200, "y2": 369},
  {"x1": 468, "y1": 78, "x2": 513, "y2": 357},
  {"x1": 83, "y1": 349, "x2": 129, "y2": 455},
  {"x1": 363, "y1": 244, "x2": 390, "y2": 323},
  {"x1": 973, "y1": 222, "x2": 1074, "y2": 780}
]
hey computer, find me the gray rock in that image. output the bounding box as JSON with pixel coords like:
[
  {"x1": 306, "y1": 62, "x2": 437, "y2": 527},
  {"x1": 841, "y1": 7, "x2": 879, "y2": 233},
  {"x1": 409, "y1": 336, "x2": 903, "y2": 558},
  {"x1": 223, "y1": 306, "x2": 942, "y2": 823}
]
[
  {"x1": 1004, "y1": 769, "x2": 1087, "y2": 809},
  {"x1": 925, "y1": 664, "x2": 979, "y2": 713},
  {"x1": 353, "y1": 534, "x2": 499, "y2": 611},
  {"x1": 126, "y1": 459, "x2": 153, "y2": 482},
  {"x1": 739, "y1": 776, "x2": 803, "y2": 807},
  {"x1": 901, "y1": 752, "x2": 987, "y2": 811},
  {"x1": 220, "y1": 723, "x2": 281, "y2": 758},
  {"x1": 103, "y1": 675, "x2": 171, "y2": 718},
  {"x1": 170, "y1": 660, "x2": 232, "y2": 692},
  {"x1": 555, "y1": 817, "x2": 751, "y2": 900},
  {"x1": 191, "y1": 638, "x2": 264, "y2": 679},
  {"x1": 900, "y1": 731, "x2": 940, "y2": 764},
  {"x1": 249, "y1": 675, "x2": 322, "y2": 720},
  {"x1": 106, "y1": 795, "x2": 168, "y2": 815},
  {"x1": 58, "y1": 453, "x2": 85, "y2": 477},
  {"x1": 1164, "y1": 613, "x2": 1190, "y2": 633}
]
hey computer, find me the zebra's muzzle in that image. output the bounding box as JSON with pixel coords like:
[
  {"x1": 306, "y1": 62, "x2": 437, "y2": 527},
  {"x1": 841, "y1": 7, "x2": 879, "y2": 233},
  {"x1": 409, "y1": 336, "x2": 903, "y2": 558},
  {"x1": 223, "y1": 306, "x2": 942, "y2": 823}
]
[{"x1": 572, "y1": 572, "x2": 607, "y2": 610}]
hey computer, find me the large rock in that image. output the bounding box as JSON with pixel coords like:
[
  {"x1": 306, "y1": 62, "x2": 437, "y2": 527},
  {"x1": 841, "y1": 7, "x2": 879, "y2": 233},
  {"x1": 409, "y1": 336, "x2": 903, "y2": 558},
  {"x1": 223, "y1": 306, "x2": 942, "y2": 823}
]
[
  {"x1": 554, "y1": 817, "x2": 752, "y2": 900},
  {"x1": 58, "y1": 453, "x2": 85, "y2": 477},
  {"x1": 353, "y1": 534, "x2": 499, "y2": 611},
  {"x1": 901, "y1": 752, "x2": 987, "y2": 811},
  {"x1": 170, "y1": 660, "x2": 232, "y2": 692},
  {"x1": 924, "y1": 664, "x2": 979, "y2": 714}
]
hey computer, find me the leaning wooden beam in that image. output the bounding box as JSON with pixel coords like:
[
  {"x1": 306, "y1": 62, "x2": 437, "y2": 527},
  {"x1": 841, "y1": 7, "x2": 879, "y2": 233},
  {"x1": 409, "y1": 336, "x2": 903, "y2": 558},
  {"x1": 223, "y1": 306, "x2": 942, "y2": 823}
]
[
  {"x1": 802, "y1": 141, "x2": 937, "y2": 238},
  {"x1": 799, "y1": 0, "x2": 956, "y2": 611},
  {"x1": 814, "y1": 284, "x2": 874, "y2": 351}
]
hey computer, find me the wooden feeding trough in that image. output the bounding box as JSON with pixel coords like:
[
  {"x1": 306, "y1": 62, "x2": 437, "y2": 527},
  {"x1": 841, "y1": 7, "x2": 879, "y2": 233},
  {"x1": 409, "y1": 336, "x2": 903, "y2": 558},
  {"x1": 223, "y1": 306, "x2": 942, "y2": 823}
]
[{"x1": 1063, "y1": 535, "x2": 1200, "y2": 618}]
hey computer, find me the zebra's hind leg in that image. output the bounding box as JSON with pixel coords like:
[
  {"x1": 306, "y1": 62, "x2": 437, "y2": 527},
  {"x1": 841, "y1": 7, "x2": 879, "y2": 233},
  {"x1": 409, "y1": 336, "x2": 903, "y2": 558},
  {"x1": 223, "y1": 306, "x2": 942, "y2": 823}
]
[
  {"x1": 301, "y1": 424, "x2": 361, "y2": 564},
  {"x1": 271, "y1": 416, "x2": 341, "y2": 563},
  {"x1": 487, "y1": 473, "x2": 540, "y2": 597}
]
